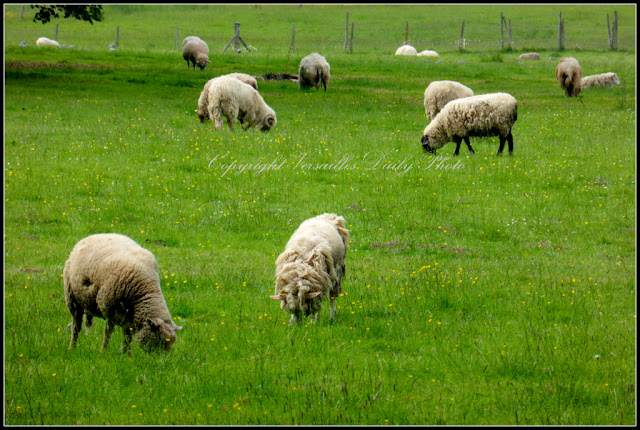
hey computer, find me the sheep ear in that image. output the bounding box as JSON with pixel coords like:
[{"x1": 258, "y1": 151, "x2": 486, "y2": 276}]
[
  {"x1": 305, "y1": 291, "x2": 322, "y2": 298},
  {"x1": 270, "y1": 295, "x2": 286, "y2": 300}
]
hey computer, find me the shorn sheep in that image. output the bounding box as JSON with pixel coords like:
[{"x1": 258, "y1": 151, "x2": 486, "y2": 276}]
[
  {"x1": 182, "y1": 36, "x2": 209, "y2": 71},
  {"x1": 421, "y1": 92, "x2": 518, "y2": 156},
  {"x1": 423, "y1": 80, "x2": 474, "y2": 121},
  {"x1": 197, "y1": 76, "x2": 276, "y2": 131},
  {"x1": 270, "y1": 213, "x2": 349, "y2": 324},
  {"x1": 581, "y1": 72, "x2": 621, "y2": 89},
  {"x1": 555, "y1": 57, "x2": 583, "y2": 97},
  {"x1": 298, "y1": 53, "x2": 331, "y2": 92},
  {"x1": 395, "y1": 45, "x2": 417, "y2": 56},
  {"x1": 36, "y1": 37, "x2": 60, "y2": 48},
  {"x1": 417, "y1": 50, "x2": 439, "y2": 58},
  {"x1": 518, "y1": 52, "x2": 540, "y2": 60},
  {"x1": 63, "y1": 234, "x2": 182, "y2": 353}
]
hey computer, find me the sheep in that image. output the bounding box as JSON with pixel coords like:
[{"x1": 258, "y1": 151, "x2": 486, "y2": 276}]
[
  {"x1": 36, "y1": 37, "x2": 60, "y2": 48},
  {"x1": 423, "y1": 80, "x2": 474, "y2": 121},
  {"x1": 555, "y1": 57, "x2": 583, "y2": 97},
  {"x1": 421, "y1": 92, "x2": 518, "y2": 156},
  {"x1": 270, "y1": 213, "x2": 349, "y2": 324},
  {"x1": 395, "y1": 44, "x2": 417, "y2": 56},
  {"x1": 581, "y1": 72, "x2": 621, "y2": 89},
  {"x1": 221, "y1": 72, "x2": 258, "y2": 90},
  {"x1": 195, "y1": 73, "x2": 258, "y2": 124},
  {"x1": 298, "y1": 53, "x2": 331, "y2": 92},
  {"x1": 63, "y1": 233, "x2": 182, "y2": 353},
  {"x1": 196, "y1": 76, "x2": 276, "y2": 131},
  {"x1": 182, "y1": 36, "x2": 209, "y2": 71},
  {"x1": 417, "y1": 50, "x2": 439, "y2": 58},
  {"x1": 518, "y1": 52, "x2": 540, "y2": 60}
]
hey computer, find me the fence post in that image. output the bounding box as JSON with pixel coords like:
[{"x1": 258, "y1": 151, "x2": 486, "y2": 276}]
[
  {"x1": 500, "y1": 12, "x2": 504, "y2": 49},
  {"x1": 21, "y1": 5, "x2": 24, "y2": 19},
  {"x1": 290, "y1": 23, "x2": 296, "y2": 53},
  {"x1": 350, "y1": 22, "x2": 354, "y2": 54},
  {"x1": 175, "y1": 27, "x2": 179, "y2": 50},
  {"x1": 558, "y1": 12, "x2": 564, "y2": 50},
  {"x1": 405, "y1": 21, "x2": 409, "y2": 45},
  {"x1": 344, "y1": 12, "x2": 349, "y2": 52},
  {"x1": 613, "y1": 10, "x2": 618, "y2": 50},
  {"x1": 459, "y1": 19, "x2": 466, "y2": 51},
  {"x1": 55, "y1": 23, "x2": 59, "y2": 41},
  {"x1": 607, "y1": 13, "x2": 612, "y2": 48},
  {"x1": 116, "y1": 25, "x2": 120, "y2": 48}
]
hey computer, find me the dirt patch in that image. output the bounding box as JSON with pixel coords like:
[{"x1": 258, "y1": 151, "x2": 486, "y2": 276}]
[
  {"x1": 5, "y1": 61, "x2": 112, "y2": 70},
  {"x1": 259, "y1": 73, "x2": 298, "y2": 81}
]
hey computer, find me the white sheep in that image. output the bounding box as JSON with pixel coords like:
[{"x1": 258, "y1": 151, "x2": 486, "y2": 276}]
[
  {"x1": 423, "y1": 80, "x2": 474, "y2": 121},
  {"x1": 555, "y1": 57, "x2": 583, "y2": 97},
  {"x1": 220, "y1": 72, "x2": 258, "y2": 90},
  {"x1": 421, "y1": 92, "x2": 518, "y2": 156},
  {"x1": 182, "y1": 36, "x2": 209, "y2": 71},
  {"x1": 417, "y1": 50, "x2": 439, "y2": 58},
  {"x1": 36, "y1": 37, "x2": 60, "y2": 48},
  {"x1": 395, "y1": 45, "x2": 417, "y2": 56},
  {"x1": 298, "y1": 53, "x2": 331, "y2": 92},
  {"x1": 196, "y1": 76, "x2": 276, "y2": 131},
  {"x1": 270, "y1": 213, "x2": 349, "y2": 324},
  {"x1": 63, "y1": 233, "x2": 182, "y2": 353},
  {"x1": 581, "y1": 72, "x2": 621, "y2": 89},
  {"x1": 518, "y1": 52, "x2": 540, "y2": 60}
]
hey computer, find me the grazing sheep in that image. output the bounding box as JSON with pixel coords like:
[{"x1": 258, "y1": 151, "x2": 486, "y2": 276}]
[
  {"x1": 63, "y1": 234, "x2": 182, "y2": 353},
  {"x1": 197, "y1": 76, "x2": 276, "y2": 131},
  {"x1": 298, "y1": 53, "x2": 331, "y2": 92},
  {"x1": 36, "y1": 37, "x2": 60, "y2": 48},
  {"x1": 423, "y1": 80, "x2": 474, "y2": 121},
  {"x1": 518, "y1": 52, "x2": 540, "y2": 60},
  {"x1": 221, "y1": 72, "x2": 258, "y2": 90},
  {"x1": 417, "y1": 50, "x2": 439, "y2": 58},
  {"x1": 555, "y1": 57, "x2": 583, "y2": 97},
  {"x1": 421, "y1": 92, "x2": 518, "y2": 156},
  {"x1": 182, "y1": 36, "x2": 209, "y2": 71},
  {"x1": 270, "y1": 213, "x2": 349, "y2": 324},
  {"x1": 195, "y1": 73, "x2": 258, "y2": 123},
  {"x1": 581, "y1": 72, "x2": 621, "y2": 89},
  {"x1": 395, "y1": 44, "x2": 417, "y2": 56}
]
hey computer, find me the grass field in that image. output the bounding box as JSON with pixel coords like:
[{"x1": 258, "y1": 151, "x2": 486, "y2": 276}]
[{"x1": 3, "y1": 4, "x2": 636, "y2": 426}]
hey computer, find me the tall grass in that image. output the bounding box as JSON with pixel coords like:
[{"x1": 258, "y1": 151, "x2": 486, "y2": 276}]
[{"x1": 4, "y1": 4, "x2": 636, "y2": 426}]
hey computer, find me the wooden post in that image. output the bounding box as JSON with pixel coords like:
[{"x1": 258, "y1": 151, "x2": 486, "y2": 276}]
[
  {"x1": 558, "y1": 12, "x2": 564, "y2": 50},
  {"x1": 175, "y1": 27, "x2": 179, "y2": 51},
  {"x1": 116, "y1": 25, "x2": 120, "y2": 48},
  {"x1": 223, "y1": 22, "x2": 251, "y2": 53},
  {"x1": 55, "y1": 23, "x2": 59, "y2": 41},
  {"x1": 508, "y1": 19, "x2": 513, "y2": 50},
  {"x1": 21, "y1": 5, "x2": 24, "y2": 19},
  {"x1": 500, "y1": 12, "x2": 504, "y2": 49},
  {"x1": 290, "y1": 23, "x2": 296, "y2": 53},
  {"x1": 405, "y1": 21, "x2": 409, "y2": 45},
  {"x1": 459, "y1": 19, "x2": 466, "y2": 51},
  {"x1": 344, "y1": 12, "x2": 349, "y2": 52},
  {"x1": 613, "y1": 10, "x2": 618, "y2": 50},
  {"x1": 607, "y1": 13, "x2": 612, "y2": 48},
  {"x1": 350, "y1": 22, "x2": 354, "y2": 54}
]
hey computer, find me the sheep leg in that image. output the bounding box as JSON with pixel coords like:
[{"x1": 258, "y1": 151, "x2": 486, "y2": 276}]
[
  {"x1": 507, "y1": 132, "x2": 514, "y2": 155},
  {"x1": 226, "y1": 116, "x2": 235, "y2": 131},
  {"x1": 452, "y1": 136, "x2": 462, "y2": 156},
  {"x1": 68, "y1": 309, "x2": 83, "y2": 350},
  {"x1": 100, "y1": 320, "x2": 116, "y2": 353},
  {"x1": 464, "y1": 137, "x2": 475, "y2": 155},
  {"x1": 329, "y1": 296, "x2": 337, "y2": 320},
  {"x1": 120, "y1": 325, "x2": 134, "y2": 354},
  {"x1": 497, "y1": 135, "x2": 506, "y2": 156}
]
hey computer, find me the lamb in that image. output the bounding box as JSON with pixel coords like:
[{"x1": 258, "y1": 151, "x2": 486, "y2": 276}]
[
  {"x1": 182, "y1": 36, "x2": 209, "y2": 71},
  {"x1": 421, "y1": 92, "x2": 518, "y2": 156},
  {"x1": 298, "y1": 53, "x2": 331, "y2": 92},
  {"x1": 518, "y1": 52, "x2": 540, "y2": 60},
  {"x1": 555, "y1": 57, "x2": 583, "y2": 97},
  {"x1": 63, "y1": 233, "x2": 182, "y2": 353},
  {"x1": 36, "y1": 37, "x2": 60, "y2": 48},
  {"x1": 417, "y1": 50, "x2": 439, "y2": 58},
  {"x1": 196, "y1": 76, "x2": 276, "y2": 131},
  {"x1": 270, "y1": 213, "x2": 349, "y2": 324},
  {"x1": 423, "y1": 80, "x2": 474, "y2": 121},
  {"x1": 580, "y1": 72, "x2": 621, "y2": 89},
  {"x1": 395, "y1": 45, "x2": 417, "y2": 56}
]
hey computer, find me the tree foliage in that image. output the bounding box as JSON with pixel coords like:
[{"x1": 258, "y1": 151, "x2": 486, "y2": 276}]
[{"x1": 31, "y1": 5, "x2": 103, "y2": 25}]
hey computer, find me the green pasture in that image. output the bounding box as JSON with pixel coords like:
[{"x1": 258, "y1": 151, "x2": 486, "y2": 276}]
[{"x1": 3, "y1": 4, "x2": 636, "y2": 426}]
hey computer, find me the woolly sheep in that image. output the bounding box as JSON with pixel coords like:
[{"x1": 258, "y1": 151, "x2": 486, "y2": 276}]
[
  {"x1": 518, "y1": 52, "x2": 540, "y2": 60},
  {"x1": 555, "y1": 57, "x2": 583, "y2": 97},
  {"x1": 196, "y1": 76, "x2": 276, "y2": 131},
  {"x1": 63, "y1": 233, "x2": 182, "y2": 353},
  {"x1": 298, "y1": 52, "x2": 331, "y2": 92},
  {"x1": 221, "y1": 72, "x2": 258, "y2": 90},
  {"x1": 182, "y1": 36, "x2": 210, "y2": 71},
  {"x1": 417, "y1": 50, "x2": 439, "y2": 58},
  {"x1": 581, "y1": 72, "x2": 621, "y2": 89},
  {"x1": 195, "y1": 73, "x2": 258, "y2": 123},
  {"x1": 270, "y1": 213, "x2": 349, "y2": 324},
  {"x1": 423, "y1": 80, "x2": 474, "y2": 121},
  {"x1": 421, "y1": 92, "x2": 518, "y2": 156},
  {"x1": 395, "y1": 44, "x2": 417, "y2": 56},
  {"x1": 36, "y1": 37, "x2": 60, "y2": 48}
]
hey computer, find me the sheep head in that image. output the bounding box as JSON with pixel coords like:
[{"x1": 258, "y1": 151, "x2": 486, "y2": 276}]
[
  {"x1": 196, "y1": 55, "x2": 209, "y2": 71},
  {"x1": 261, "y1": 115, "x2": 277, "y2": 132},
  {"x1": 421, "y1": 134, "x2": 436, "y2": 153},
  {"x1": 136, "y1": 317, "x2": 182, "y2": 352},
  {"x1": 270, "y1": 280, "x2": 322, "y2": 318}
]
